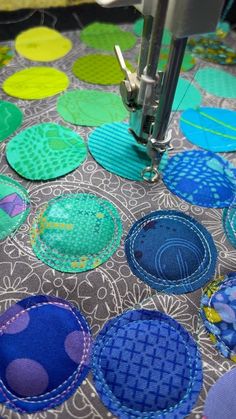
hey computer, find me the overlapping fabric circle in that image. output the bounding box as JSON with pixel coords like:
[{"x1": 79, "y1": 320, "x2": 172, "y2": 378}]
[{"x1": 0, "y1": 100, "x2": 23, "y2": 142}]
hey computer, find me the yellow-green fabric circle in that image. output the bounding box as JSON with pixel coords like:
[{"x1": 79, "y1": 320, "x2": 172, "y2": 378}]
[
  {"x1": 15, "y1": 26, "x2": 72, "y2": 62},
  {"x1": 3, "y1": 67, "x2": 69, "y2": 100},
  {"x1": 72, "y1": 54, "x2": 134, "y2": 85},
  {"x1": 6, "y1": 123, "x2": 87, "y2": 180},
  {"x1": 57, "y1": 89, "x2": 128, "y2": 126},
  {"x1": 30, "y1": 193, "x2": 122, "y2": 273},
  {"x1": 80, "y1": 22, "x2": 136, "y2": 52}
]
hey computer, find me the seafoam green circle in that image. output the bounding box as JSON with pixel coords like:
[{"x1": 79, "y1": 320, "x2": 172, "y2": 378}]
[
  {"x1": 0, "y1": 175, "x2": 30, "y2": 240},
  {"x1": 133, "y1": 18, "x2": 171, "y2": 45},
  {"x1": 57, "y1": 89, "x2": 128, "y2": 126},
  {"x1": 81, "y1": 22, "x2": 136, "y2": 52},
  {"x1": 6, "y1": 123, "x2": 87, "y2": 180},
  {"x1": 172, "y1": 77, "x2": 202, "y2": 111},
  {"x1": 30, "y1": 193, "x2": 122, "y2": 273},
  {"x1": 194, "y1": 67, "x2": 236, "y2": 98},
  {"x1": 0, "y1": 100, "x2": 23, "y2": 142}
]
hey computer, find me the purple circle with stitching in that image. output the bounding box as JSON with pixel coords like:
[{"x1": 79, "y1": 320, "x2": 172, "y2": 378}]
[{"x1": 65, "y1": 331, "x2": 86, "y2": 364}]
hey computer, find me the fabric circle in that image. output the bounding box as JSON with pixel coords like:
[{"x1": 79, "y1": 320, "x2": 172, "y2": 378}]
[
  {"x1": 72, "y1": 54, "x2": 134, "y2": 85},
  {"x1": 158, "y1": 47, "x2": 195, "y2": 72},
  {"x1": 80, "y1": 22, "x2": 136, "y2": 52},
  {"x1": 125, "y1": 210, "x2": 217, "y2": 294},
  {"x1": 30, "y1": 193, "x2": 122, "y2": 273},
  {"x1": 180, "y1": 108, "x2": 236, "y2": 152},
  {"x1": 194, "y1": 67, "x2": 236, "y2": 99},
  {"x1": 0, "y1": 100, "x2": 23, "y2": 142},
  {"x1": 57, "y1": 89, "x2": 128, "y2": 126},
  {"x1": 172, "y1": 77, "x2": 202, "y2": 111},
  {"x1": 88, "y1": 122, "x2": 168, "y2": 181},
  {"x1": 188, "y1": 38, "x2": 236, "y2": 65},
  {"x1": 0, "y1": 45, "x2": 13, "y2": 68},
  {"x1": 64, "y1": 331, "x2": 86, "y2": 364},
  {"x1": 6, "y1": 123, "x2": 87, "y2": 180},
  {"x1": 3, "y1": 67, "x2": 69, "y2": 100},
  {"x1": 0, "y1": 175, "x2": 30, "y2": 240},
  {"x1": 201, "y1": 273, "x2": 236, "y2": 362},
  {"x1": 0, "y1": 295, "x2": 91, "y2": 413},
  {"x1": 133, "y1": 18, "x2": 171, "y2": 45},
  {"x1": 203, "y1": 369, "x2": 236, "y2": 419},
  {"x1": 92, "y1": 309, "x2": 203, "y2": 418},
  {"x1": 163, "y1": 150, "x2": 236, "y2": 208},
  {"x1": 15, "y1": 26, "x2": 72, "y2": 62},
  {"x1": 223, "y1": 199, "x2": 236, "y2": 248}
]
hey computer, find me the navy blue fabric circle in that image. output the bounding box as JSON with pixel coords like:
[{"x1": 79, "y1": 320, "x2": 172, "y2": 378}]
[
  {"x1": 92, "y1": 309, "x2": 203, "y2": 419},
  {"x1": 125, "y1": 210, "x2": 217, "y2": 294},
  {"x1": 163, "y1": 150, "x2": 236, "y2": 208},
  {"x1": 0, "y1": 295, "x2": 91, "y2": 414}
]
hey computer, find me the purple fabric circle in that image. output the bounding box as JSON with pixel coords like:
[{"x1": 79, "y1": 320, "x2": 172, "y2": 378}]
[
  {"x1": 5, "y1": 358, "x2": 49, "y2": 397},
  {"x1": 64, "y1": 331, "x2": 86, "y2": 364},
  {"x1": 5, "y1": 311, "x2": 30, "y2": 334},
  {"x1": 204, "y1": 368, "x2": 236, "y2": 419}
]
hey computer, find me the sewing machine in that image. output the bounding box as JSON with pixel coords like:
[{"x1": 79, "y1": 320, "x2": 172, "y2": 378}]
[{"x1": 96, "y1": 0, "x2": 225, "y2": 182}]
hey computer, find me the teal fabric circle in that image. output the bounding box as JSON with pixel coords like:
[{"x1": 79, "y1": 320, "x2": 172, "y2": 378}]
[
  {"x1": 133, "y1": 18, "x2": 171, "y2": 45},
  {"x1": 88, "y1": 122, "x2": 168, "y2": 181},
  {"x1": 172, "y1": 77, "x2": 202, "y2": 111},
  {"x1": 0, "y1": 100, "x2": 23, "y2": 142},
  {"x1": 223, "y1": 199, "x2": 236, "y2": 248},
  {"x1": 194, "y1": 68, "x2": 236, "y2": 98}
]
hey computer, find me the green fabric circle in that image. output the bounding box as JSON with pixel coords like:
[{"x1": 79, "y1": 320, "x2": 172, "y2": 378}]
[
  {"x1": 194, "y1": 67, "x2": 236, "y2": 98},
  {"x1": 0, "y1": 100, "x2": 23, "y2": 142},
  {"x1": 81, "y1": 22, "x2": 136, "y2": 52},
  {"x1": 57, "y1": 89, "x2": 128, "y2": 126},
  {"x1": 172, "y1": 77, "x2": 202, "y2": 111},
  {"x1": 31, "y1": 193, "x2": 122, "y2": 273},
  {"x1": 158, "y1": 47, "x2": 195, "y2": 72},
  {"x1": 72, "y1": 54, "x2": 134, "y2": 85},
  {"x1": 0, "y1": 175, "x2": 30, "y2": 240},
  {"x1": 6, "y1": 123, "x2": 87, "y2": 180},
  {"x1": 133, "y1": 18, "x2": 171, "y2": 45}
]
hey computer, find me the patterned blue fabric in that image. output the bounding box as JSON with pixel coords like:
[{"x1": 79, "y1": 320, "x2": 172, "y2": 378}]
[
  {"x1": 223, "y1": 197, "x2": 236, "y2": 248},
  {"x1": 92, "y1": 309, "x2": 203, "y2": 419},
  {"x1": 125, "y1": 210, "x2": 217, "y2": 294},
  {"x1": 0, "y1": 295, "x2": 91, "y2": 413},
  {"x1": 163, "y1": 150, "x2": 236, "y2": 208}
]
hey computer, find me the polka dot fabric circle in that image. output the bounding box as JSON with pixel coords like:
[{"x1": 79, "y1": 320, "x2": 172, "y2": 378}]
[
  {"x1": 201, "y1": 272, "x2": 236, "y2": 362},
  {"x1": 203, "y1": 369, "x2": 236, "y2": 419},
  {"x1": 57, "y1": 89, "x2": 128, "y2": 126},
  {"x1": 15, "y1": 27, "x2": 72, "y2": 62},
  {"x1": 30, "y1": 193, "x2": 122, "y2": 273},
  {"x1": 188, "y1": 38, "x2": 236, "y2": 65},
  {"x1": 0, "y1": 101, "x2": 23, "y2": 142},
  {"x1": 125, "y1": 210, "x2": 217, "y2": 294},
  {"x1": 3, "y1": 67, "x2": 69, "y2": 100},
  {"x1": 0, "y1": 175, "x2": 30, "y2": 240},
  {"x1": 163, "y1": 150, "x2": 236, "y2": 208},
  {"x1": 223, "y1": 198, "x2": 236, "y2": 248},
  {"x1": 92, "y1": 309, "x2": 203, "y2": 419},
  {"x1": 180, "y1": 108, "x2": 236, "y2": 152},
  {"x1": 72, "y1": 54, "x2": 134, "y2": 85},
  {"x1": 80, "y1": 22, "x2": 136, "y2": 52},
  {"x1": 6, "y1": 123, "x2": 87, "y2": 180},
  {"x1": 0, "y1": 295, "x2": 91, "y2": 413},
  {"x1": 194, "y1": 67, "x2": 236, "y2": 99}
]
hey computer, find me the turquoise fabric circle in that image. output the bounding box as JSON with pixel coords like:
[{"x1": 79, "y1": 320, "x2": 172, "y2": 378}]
[
  {"x1": 172, "y1": 77, "x2": 202, "y2": 111},
  {"x1": 88, "y1": 122, "x2": 168, "y2": 181},
  {"x1": 133, "y1": 18, "x2": 171, "y2": 45},
  {"x1": 223, "y1": 198, "x2": 236, "y2": 248},
  {"x1": 194, "y1": 68, "x2": 236, "y2": 98},
  {"x1": 180, "y1": 108, "x2": 236, "y2": 152}
]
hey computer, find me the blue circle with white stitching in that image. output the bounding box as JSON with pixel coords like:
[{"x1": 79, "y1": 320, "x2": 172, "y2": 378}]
[
  {"x1": 92, "y1": 309, "x2": 203, "y2": 419},
  {"x1": 125, "y1": 210, "x2": 217, "y2": 294}
]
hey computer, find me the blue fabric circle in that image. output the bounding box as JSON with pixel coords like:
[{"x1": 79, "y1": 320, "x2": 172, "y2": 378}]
[
  {"x1": 92, "y1": 309, "x2": 203, "y2": 419},
  {"x1": 0, "y1": 295, "x2": 91, "y2": 414},
  {"x1": 163, "y1": 150, "x2": 236, "y2": 208},
  {"x1": 125, "y1": 210, "x2": 217, "y2": 294},
  {"x1": 223, "y1": 198, "x2": 236, "y2": 248},
  {"x1": 180, "y1": 108, "x2": 236, "y2": 152}
]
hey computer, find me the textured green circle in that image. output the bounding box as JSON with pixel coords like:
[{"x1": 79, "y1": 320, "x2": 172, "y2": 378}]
[
  {"x1": 158, "y1": 47, "x2": 195, "y2": 72},
  {"x1": 172, "y1": 77, "x2": 202, "y2": 111},
  {"x1": 6, "y1": 123, "x2": 87, "y2": 180},
  {"x1": 133, "y1": 18, "x2": 171, "y2": 45},
  {"x1": 57, "y1": 89, "x2": 128, "y2": 126},
  {"x1": 81, "y1": 22, "x2": 136, "y2": 52},
  {"x1": 31, "y1": 193, "x2": 122, "y2": 273},
  {"x1": 195, "y1": 67, "x2": 236, "y2": 98},
  {"x1": 0, "y1": 100, "x2": 23, "y2": 142},
  {"x1": 0, "y1": 175, "x2": 30, "y2": 240},
  {"x1": 72, "y1": 54, "x2": 134, "y2": 85}
]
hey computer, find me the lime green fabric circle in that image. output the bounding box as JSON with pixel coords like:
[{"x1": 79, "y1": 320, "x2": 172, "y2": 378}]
[
  {"x1": 72, "y1": 54, "x2": 134, "y2": 85},
  {"x1": 57, "y1": 89, "x2": 128, "y2": 126},
  {"x1": 6, "y1": 123, "x2": 87, "y2": 181},
  {"x1": 0, "y1": 175, "x2": 30, "y2": 240},
  {"x1": 0, "y1": 100, "x2": 23, "y2": 142},
  {"x1": 158, "y1": 47, "x2": 195, "y2": 72},
  {"x1": 172, "y1": 77, "x2": 202, "y2": 111},
  {"x1": 31, "y1": 193, "x2": 122, "y2": 273},
  {"x1": 3, "y1": 67, "x2": 69, "y2": 100},
  {"x1": 194, "y1": 67, "x2": 236, "y2": 98},
  {"x1": 133, "y1": 18, "x2": 171, "y2": 45},
  {"x1": 81, "y1": 22, "x2": 136, "y2": 52}
]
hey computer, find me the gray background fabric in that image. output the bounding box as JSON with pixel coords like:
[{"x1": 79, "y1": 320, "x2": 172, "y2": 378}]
[{"x1": 0, "y1": 24, "x2": 236, "y2": 419}]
